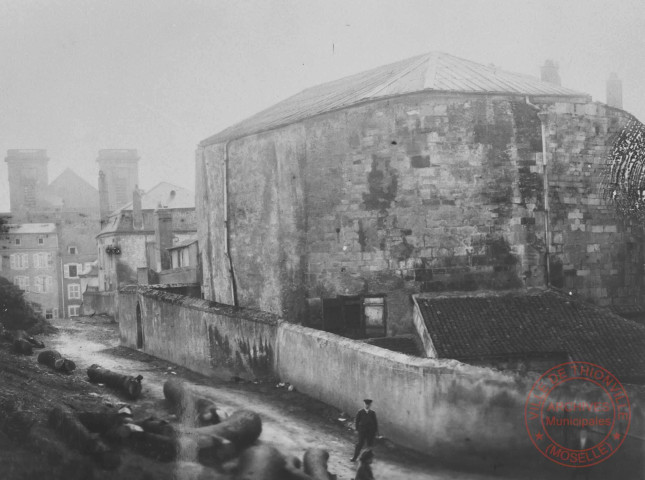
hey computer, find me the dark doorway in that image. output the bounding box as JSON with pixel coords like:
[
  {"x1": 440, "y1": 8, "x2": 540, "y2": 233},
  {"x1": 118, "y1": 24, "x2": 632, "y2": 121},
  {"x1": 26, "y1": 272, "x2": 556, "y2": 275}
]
[
  {"x1": 319, "y1": 294, "x2": 387, "y2": 339},
  {"x1": 136, "y1": 303, "x2": 143, "y2": 349}
]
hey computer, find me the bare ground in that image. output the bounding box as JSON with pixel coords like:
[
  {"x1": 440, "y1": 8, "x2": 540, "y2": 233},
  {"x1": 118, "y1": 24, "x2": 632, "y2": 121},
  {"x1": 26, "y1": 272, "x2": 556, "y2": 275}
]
[{"x1": 0, "y1": 315, "x2": 605, "y2": 480}]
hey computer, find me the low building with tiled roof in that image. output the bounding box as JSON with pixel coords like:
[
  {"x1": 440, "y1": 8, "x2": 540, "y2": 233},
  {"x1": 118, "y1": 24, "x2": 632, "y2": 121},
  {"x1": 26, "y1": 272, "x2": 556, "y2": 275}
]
[
  {"x1": 412, "y1": 289, "x2": 645, "y2": 383},
  {"x1": 197, "y1": 51, "x2": 645, "y2": 336}
]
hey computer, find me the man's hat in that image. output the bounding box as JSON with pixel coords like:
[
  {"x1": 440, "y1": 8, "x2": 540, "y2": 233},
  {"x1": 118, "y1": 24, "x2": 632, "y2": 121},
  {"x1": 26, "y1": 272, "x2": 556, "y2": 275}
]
[{"x1": 363, "y1": 398, "x2": 373, "y2": 404}]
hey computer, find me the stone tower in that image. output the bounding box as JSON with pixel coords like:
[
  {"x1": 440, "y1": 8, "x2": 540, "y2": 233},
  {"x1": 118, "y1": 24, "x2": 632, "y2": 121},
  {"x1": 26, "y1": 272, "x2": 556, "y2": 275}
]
[
  {"x1": 540, "y1": 60, "x2": 561, "y2": 86},
  {"x1": 606, "y1": 72, "x2": 623, "y2": 109},
  {"x1": 5, "y1": 149, "x2": 49, "y2": 220},
  {"x1": 97, "y1": 149, "x2": 140, "y2": 223}
]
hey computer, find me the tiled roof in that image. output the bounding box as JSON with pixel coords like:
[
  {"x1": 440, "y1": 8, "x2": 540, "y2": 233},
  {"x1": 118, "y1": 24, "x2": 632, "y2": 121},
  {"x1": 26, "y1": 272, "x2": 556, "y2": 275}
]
[
  {"x1": 202, "y1": 52, "x2": 589, "y2": 146},
  {"x1": 415, "y1": 289, "x2": 645, "y2": 382}
]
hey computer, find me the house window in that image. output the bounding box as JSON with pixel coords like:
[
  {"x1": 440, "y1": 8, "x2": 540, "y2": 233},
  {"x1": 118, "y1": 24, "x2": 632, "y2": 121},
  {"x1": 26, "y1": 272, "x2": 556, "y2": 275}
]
[
  {"x1": 33, "y1": 252, "x2": 51, "y2": 269},
  {"x1": 68, "y1": 283, "x2": 81, "y2": 299},
  {"x1": 68, "y1": 305, "x2": 80, "y2": 317},
  {"x1": 68, "y1": 246, "x2": 77, "y2": 255},
  {"x1": 13, "y1": 276, "x2": 29, "y2": 291},
  {"x1": 38, "y1": 237, "x2": 44, "y2": 245},
  {"x1": 10, "y1": 253, "x2": 28, "y2": 270},
  {"x1": 45, "y1": 309, "x2": 53, "y2": 319},
  {"x1": 64, "y1": 264, "x2": 80, "y2": 278},
  {"x1": 14, "y1": 237, "x2": 21, "y2": 245},
  {"x1": 34, "y1": 275, "x2": 52, "y2": 293}
]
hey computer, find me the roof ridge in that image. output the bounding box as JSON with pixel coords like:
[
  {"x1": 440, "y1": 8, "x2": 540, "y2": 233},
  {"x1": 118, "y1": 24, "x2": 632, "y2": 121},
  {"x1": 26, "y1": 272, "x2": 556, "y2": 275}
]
[
  {"x1": 201, "y1": 51, "x2": 591, "y2": 146},
  {"x1": 362, "y1": 53, "x2": 433, "y2": 99}
]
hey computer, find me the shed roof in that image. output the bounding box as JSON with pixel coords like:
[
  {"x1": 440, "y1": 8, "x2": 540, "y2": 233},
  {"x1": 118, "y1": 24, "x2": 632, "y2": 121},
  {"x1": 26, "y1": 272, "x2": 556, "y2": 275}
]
[
  {"x1": 202, "y1": 51, "x2": 589, "y2": 146},
  {"x1": 415, "y1": 289, "x2": 645, "y2": 382}
]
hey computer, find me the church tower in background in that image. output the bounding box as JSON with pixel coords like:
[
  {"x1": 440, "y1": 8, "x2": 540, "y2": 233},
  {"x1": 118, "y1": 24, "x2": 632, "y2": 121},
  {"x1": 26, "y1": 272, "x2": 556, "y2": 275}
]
[{"x1": 97, "y1": 149, "x2": 140, "y2": 224}]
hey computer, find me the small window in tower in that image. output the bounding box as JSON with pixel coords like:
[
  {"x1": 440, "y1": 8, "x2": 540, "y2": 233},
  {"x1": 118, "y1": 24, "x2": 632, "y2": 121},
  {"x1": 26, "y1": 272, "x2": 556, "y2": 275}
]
[{"x1": 68, "y1": 246, "x2": 78, "y2": 255}]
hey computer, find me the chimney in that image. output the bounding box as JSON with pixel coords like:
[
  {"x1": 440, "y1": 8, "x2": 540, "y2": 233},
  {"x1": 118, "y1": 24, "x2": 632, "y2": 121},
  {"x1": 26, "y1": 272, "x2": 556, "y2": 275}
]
[
  {"x1": 133, "y1": 186, "x2": 143, "y2": 230},
  {"x1": 540, "y1": 60, "x2": 561, "y2": 86},
  {"x1": 98, "y1": 171, "x2": 110, "y2": 226},
  {"x1": 606, "y1": 72, "x2": 623, "y2": 109},
  {"x1": 154, "y1": 209, "x2": 173, "y2": 271}
]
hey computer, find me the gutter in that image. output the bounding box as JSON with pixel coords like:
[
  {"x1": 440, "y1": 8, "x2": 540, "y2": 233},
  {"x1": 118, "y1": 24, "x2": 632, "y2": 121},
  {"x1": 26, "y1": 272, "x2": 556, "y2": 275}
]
[
  {"x1": 525, "y1": 97, "x2": 550, "y2": 286},
  {"x1": 60, "y1": 256, "x2": 66, "y2": 318},
  {"x1": 224, "y1": 140, "x2": 239, "y2": 306}
]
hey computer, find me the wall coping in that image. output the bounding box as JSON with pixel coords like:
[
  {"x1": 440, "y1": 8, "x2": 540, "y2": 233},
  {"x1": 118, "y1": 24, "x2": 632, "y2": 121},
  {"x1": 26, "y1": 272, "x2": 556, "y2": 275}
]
[
  {"x1": 119, "y1": 285, "x2": 280, "y2": 325},
  {"x1": 278, "y1": 322, "x2": 530, "y2": 383},
  {"x1": 84, "y1": 290, "x2": 117, "y2": 297}
]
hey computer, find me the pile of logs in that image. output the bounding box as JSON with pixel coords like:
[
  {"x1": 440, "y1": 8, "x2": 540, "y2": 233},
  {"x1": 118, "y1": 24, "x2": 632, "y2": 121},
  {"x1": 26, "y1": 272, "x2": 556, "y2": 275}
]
[
  {"x1": 1, "y1": 328, "x2": 338, "y2": 479},
  {"x1": 236, "y1": 445, "x2": 337, "y2": 480},
  {"x1": 48, "y1": 406, "x2": 122, "y2": 470},
  {"x1": 2, "y1": 329, "x2": 46, "y2": 355}
]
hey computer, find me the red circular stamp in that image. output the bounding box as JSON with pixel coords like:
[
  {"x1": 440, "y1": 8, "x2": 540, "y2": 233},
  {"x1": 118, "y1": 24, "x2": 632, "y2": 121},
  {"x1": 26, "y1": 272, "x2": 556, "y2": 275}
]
[{"x1": 525, "y1": 361, "x2": 631, "y2": 468}]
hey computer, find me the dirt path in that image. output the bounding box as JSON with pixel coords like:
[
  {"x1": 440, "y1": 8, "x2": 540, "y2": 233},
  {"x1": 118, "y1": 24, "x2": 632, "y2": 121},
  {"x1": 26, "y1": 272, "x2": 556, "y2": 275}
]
[{"x1": 3, "y1": 315, "x2": 570, "y2": 480}]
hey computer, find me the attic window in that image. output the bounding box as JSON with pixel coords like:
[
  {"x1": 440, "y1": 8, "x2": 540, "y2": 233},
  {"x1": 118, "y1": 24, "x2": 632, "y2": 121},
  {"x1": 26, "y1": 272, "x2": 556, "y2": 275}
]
[
  {"x1": 14, "y1": 237, "x2": 20, "y2": 246},
  {"x1": 68, "y1": 246, "x2": 77, "y2": 255},
  {"x1": 38, "y1": 237, "x2": 44, "y2": 245}
]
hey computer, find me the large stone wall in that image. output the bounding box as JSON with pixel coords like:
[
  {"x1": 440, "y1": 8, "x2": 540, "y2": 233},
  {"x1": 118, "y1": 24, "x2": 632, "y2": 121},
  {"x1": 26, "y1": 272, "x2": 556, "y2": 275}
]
[
  {"x1": 197, "y1": 93, "x2": 645, "y2": 332},
  {"x1": 541, "y1": 103, "x2": 644, "y2": 305},
  {"x1": 117, "y1": 288, "x2": 644, "y2": 471},
  {"x1": 82, "y1": 290, "x2": 117, "y2": 318},
  {"x1": 118, "y1": 286, "x2": 277, "y2": 379},
  {"x1": 276, "y1": 322, "x2": 533, "y2": 457}
]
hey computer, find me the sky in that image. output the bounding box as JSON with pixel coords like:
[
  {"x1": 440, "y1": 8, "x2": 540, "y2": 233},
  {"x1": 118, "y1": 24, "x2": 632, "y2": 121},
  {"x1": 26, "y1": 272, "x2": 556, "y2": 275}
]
[{"x1": 1, "y1": 0, "x2": 644, "y2": 211}]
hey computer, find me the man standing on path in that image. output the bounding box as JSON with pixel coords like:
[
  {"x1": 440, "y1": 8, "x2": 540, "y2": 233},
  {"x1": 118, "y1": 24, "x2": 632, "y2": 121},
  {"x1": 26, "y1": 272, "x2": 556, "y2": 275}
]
[{"x1": 351, "y1": 398, "x2": 378, "y2": 462}]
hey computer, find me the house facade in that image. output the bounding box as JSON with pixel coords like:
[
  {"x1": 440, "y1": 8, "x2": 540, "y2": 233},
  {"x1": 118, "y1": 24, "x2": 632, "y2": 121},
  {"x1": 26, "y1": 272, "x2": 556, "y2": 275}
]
[
  {"x1": 0, "y1": 223, "x2": 60, "y2": 318},
  {"x1": 96, "y1": 183, "x2": 197, "y2": 291},
  {"x1": 196, "y1": 52, "x2": 644, "y2": 334},
  {"x1": 5, "y1": 150, "x2": 102, "y2": 317},
  {"x1": 159, "y1": 237, "x2": 200, "y2": 285}
]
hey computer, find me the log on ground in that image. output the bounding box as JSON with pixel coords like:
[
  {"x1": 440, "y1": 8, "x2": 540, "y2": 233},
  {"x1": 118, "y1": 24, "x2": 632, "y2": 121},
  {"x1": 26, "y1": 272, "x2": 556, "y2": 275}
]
[
  {"x1": 37, "y1": 350, "x2": 76, "y2": 373},
  {"x1": 87, "y1": 364, "x2": 143, "y2": 399},
  {"x1": 163, "y1": 378, "x2": 221, "y2": 426}
]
